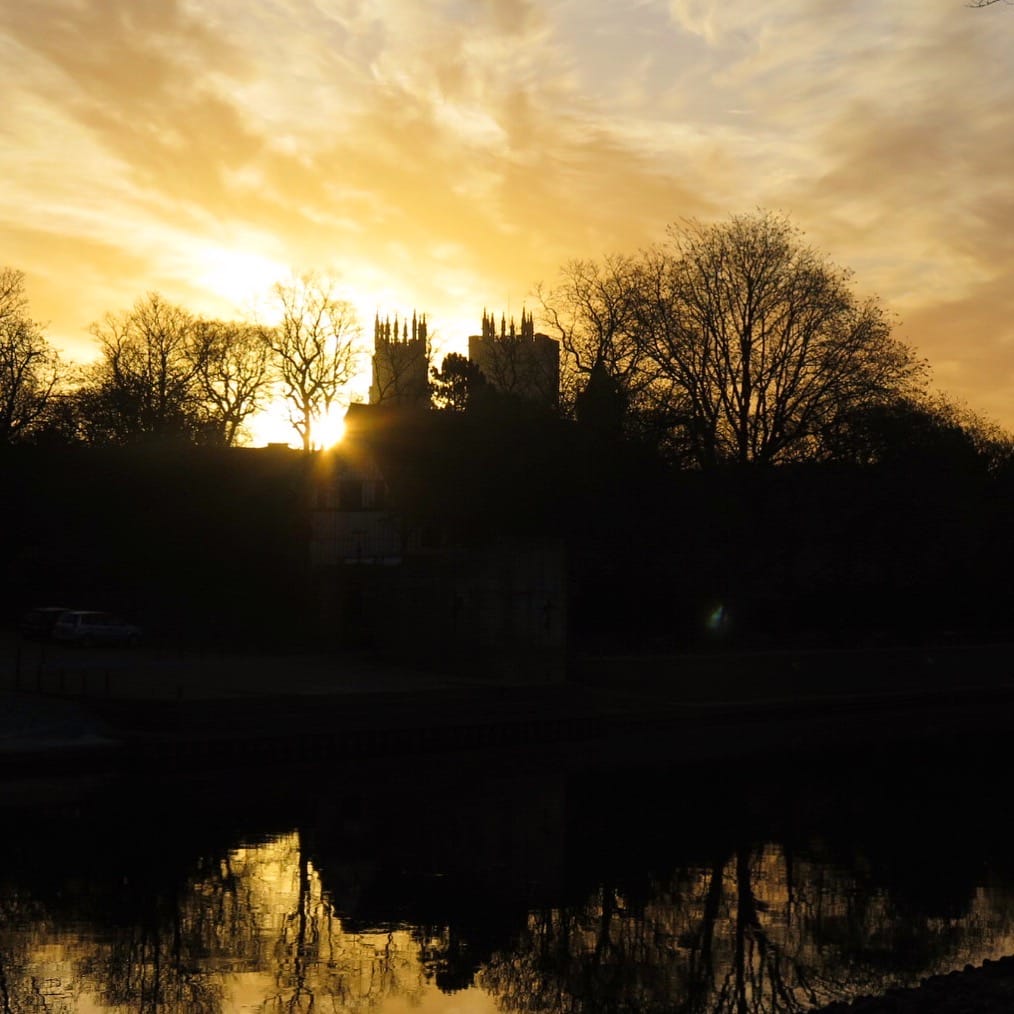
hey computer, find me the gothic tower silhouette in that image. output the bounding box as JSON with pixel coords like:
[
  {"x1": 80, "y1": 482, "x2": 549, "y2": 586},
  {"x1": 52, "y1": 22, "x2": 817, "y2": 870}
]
[
  {"x1": 369, "y1": 311, "x2": 430, "y2": 406},
  {"x1": 468, "y1": 309, "x2": 560, "y2": 410}
]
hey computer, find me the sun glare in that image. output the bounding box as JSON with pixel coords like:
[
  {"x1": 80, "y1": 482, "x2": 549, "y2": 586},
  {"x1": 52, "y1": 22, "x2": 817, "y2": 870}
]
[
  {"x1": 314, "y1": 406, "x2": 347, "y2": 449},
  {"x1": 247, "y1": 402, "x2": 297, "y2": 448},
  {"x1": 195, "y1": 246, "x2": 289, "y2": 313},
  {"x1": 245, "y1": 400, "x2": 348, "y2": 449}
]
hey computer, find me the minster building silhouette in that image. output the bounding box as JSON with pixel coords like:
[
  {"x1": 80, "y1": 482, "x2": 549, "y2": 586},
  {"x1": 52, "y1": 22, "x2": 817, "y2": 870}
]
[
  {"x1": 369, "y1": 309, "x2": 560, "y2": 411},
  {"x1": 369, "y1": 311, "x2": 429, "y2": 406},
  {"x1": 468, "y1": 309, "x2": 560, "y2": 411}
]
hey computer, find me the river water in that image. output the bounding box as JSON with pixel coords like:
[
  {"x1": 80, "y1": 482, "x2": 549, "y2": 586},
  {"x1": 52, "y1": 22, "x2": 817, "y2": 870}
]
[{"x1": 1, "y1": 731, "x2": 1012, "y2": 1013}]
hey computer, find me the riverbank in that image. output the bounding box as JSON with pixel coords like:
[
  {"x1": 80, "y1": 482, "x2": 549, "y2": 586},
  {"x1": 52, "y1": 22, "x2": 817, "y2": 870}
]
[{"x1": 3, "y1": 638, "x2": 1014, "y2": 774}]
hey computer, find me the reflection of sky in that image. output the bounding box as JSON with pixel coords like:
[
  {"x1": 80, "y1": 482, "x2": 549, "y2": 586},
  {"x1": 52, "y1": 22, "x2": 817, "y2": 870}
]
[{"x1": 3, "y1": 1, "x2": 1014, "y2": 428}]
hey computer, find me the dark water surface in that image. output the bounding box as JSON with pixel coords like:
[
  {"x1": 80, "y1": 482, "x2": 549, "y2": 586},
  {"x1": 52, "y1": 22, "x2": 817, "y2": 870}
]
[{"x1": 1, "y1": 733, "x2": 1012, "y2": 1013}]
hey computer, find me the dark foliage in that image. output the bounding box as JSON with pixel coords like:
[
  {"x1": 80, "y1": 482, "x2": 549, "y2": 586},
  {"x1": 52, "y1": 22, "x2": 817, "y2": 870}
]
[
  {"x1": 1, "y1": 443, "x2": 313, "y2": 647},
  {"x1": 3, "y1": 387, "x2": 1013, "y2": 653}
]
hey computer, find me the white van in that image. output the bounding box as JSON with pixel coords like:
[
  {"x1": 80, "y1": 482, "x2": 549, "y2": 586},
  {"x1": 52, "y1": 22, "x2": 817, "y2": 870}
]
[{"x1": 52, "y1": 610, "x2": 141, "y2": 647}]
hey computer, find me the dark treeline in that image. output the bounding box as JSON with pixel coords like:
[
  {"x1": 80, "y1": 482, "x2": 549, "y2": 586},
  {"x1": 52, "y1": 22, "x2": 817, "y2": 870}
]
[
  {"x1": 5, "y1": 400, "x2": 1007, "y2": 651},
  {"x1": 338, "y1": 403, "x2": 1014, "y2": 652},
  {"x1": 4, "y1": 212, "x2": 1010, "y2": 467},
  {"x1": 4, "y1": 211, "x2": 1014, "y2": 651},
  {"x1": 1, "y1": 443, "x2": 312, "y2": 646},
  {"x1": 0, "y1": 270, "x2": 358, "y2": 452}
]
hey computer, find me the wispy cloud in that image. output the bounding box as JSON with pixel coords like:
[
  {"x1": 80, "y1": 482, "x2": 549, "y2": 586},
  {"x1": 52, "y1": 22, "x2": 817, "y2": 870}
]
[{"x1": 2, "y1": 0, "x2": 1014, "y2": 422}]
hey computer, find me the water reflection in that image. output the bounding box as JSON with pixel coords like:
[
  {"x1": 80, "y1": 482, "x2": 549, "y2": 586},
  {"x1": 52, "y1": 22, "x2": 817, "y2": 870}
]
[
  {"x1": 1, "y1": 740, "x2": 1013, "y2": 1012},
  {"x1": 0, "y1": 825, "x2": 467, "y2": 1012},
  {"x1": 481, "y1": 848, "x2": 1014, "y2": 1013}
]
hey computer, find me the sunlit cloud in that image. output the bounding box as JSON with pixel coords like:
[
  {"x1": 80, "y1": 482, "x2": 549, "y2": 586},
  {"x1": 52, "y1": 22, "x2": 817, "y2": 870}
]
[{"x1": 3, "y1": 0, "x2": 1014, "y2": 433}]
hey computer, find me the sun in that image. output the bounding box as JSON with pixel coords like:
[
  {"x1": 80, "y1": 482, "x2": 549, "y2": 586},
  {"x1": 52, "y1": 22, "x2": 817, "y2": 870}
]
[
  {"x1": 314, "y1": 406, "x2": 347, "y2": 448},
  {"x1": 245, "y1": 399, "x2": 348, "y2": 449}
]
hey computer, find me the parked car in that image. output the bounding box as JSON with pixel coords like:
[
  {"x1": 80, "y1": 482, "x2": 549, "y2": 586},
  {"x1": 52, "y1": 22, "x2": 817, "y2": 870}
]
[
  {"x1": 51, "y1": 610, "x2": 142, "y2": 647},
  {"x1": 17, "y1": 606, "x2": 73, "y2": 641}
]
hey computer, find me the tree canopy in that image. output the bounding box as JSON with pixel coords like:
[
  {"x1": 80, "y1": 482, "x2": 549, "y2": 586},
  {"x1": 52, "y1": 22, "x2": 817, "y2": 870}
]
[
  {"x1": 262, "y1": 274, "x2": 361, "y2": 452},
  {"x1": 430, "y1": 352, "x2": 488, "y2": 413},
  {"x1": 80, "y1": 292, "x2": 206, "y2": 445},
  {"x1": 541, "y1": 211, "x2": 928, "y2": 467},
  {"x1": 0, "y1": 267, "x2": 63, "y2": 443},
  {"x1": 642, "y1": 212, "x2": 927, "y2": 466}
]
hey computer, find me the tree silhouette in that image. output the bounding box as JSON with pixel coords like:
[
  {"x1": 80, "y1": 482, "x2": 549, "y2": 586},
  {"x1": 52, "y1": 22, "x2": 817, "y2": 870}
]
[
  {"x1": 0, "y1": 266, "x2": 63, "y2": 443},
  {"x1": 263, "y1": 273, "x2": 361, "y2": 452},
  {"x1": 536, "y1": 253, "x2": 657, "y2": 427},
  {"x1": 190, "y1": 318, "x2": 273, "y2": 446},
  {"x1": 638, "y1": 212, "x2": 927, "y2": 467},
  {"x1": 430, "y1": 352, "x2": 488, "y2": 412},
  {"x1": 824, "y1": 393, "x2": 1013, "y2": 474},
  {"x1": 79, "y1": 292, "x2": 208, "y2": 444}
]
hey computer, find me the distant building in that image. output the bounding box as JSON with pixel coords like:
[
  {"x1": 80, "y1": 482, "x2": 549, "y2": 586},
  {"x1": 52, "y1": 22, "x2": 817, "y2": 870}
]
[
  {"x1": 309, "y1": 436, "x2": 400, "y2": 570},
  {"x1": 369, "y1": 312, "x2": 430, "y2": 406},
  {"x1": 309, "y1": 404, "x2": 568, "y2": 678},
  {"x1": 468, "y1": 310, "x2": 560, "y2": 411}
]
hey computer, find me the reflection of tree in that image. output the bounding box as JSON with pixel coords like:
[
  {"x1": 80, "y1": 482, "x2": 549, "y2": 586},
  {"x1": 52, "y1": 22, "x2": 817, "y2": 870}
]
[
  {"x1": 0, "y1": 893, "x2": 82, "y2": 1013},
  {"x1": 1, "y1": 884, "x2": 217, "y2": 1013},
  {"x1": 265, "y1": 835, "x2": 320, "y2": 1012},
  {"x1": 187, "y1": 853, "x2": 264, "y2": 967},
  {"x1": 7, "y1": 804, "x2": 1014, "y2": 1013},
  {"x1": 1, "y1": 828, "x2": 437, "y2": 1013},
  {"x1": 478, "y1": 842, "x2": 1014, "y2": 1014},
  {"x1": 78, "y1": 914, "x2": 223, "y2": 1013}
]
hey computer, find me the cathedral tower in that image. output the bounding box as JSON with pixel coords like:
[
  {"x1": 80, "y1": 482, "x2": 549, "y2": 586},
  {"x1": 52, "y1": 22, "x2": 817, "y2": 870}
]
[
  {"x1": 468, "y1": 309, "x2": 560, "y2": 410},
  {"x1": 370, "y1": 311, "x2": 430, "y2": 406}
]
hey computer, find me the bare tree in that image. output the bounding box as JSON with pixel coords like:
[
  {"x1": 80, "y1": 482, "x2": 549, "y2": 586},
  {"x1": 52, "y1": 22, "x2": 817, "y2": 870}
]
[
  {"x1": 637, "y1": 212, "x2": 927, "y2": 467},
  {"x1": 539, "y1": 261, "x2": 657, "y2": 419},
  {"x1": 80, "y1": 292, "x2": 206, "y2": 444},
  {"x1": 190, "y1": 319, "x2": 273, "y2": 446},
  {"x1": 0, "y1": 267, "x2": 62, "y2": 442},
  {"x1": 536, "y1": 255, "x2": 652, "y2": 400},
  {"x1": 263, "y1": 274, "x2": 361, "y2": 452},
  {"x1": 536, "y1": 256, "x2": 672, "y2": 443}
]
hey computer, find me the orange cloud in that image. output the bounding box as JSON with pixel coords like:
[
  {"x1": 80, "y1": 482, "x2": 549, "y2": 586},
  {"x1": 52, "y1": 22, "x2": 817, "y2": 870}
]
[{"x1": 3, "y1": 0, "x2": 1014, "y2": 427}]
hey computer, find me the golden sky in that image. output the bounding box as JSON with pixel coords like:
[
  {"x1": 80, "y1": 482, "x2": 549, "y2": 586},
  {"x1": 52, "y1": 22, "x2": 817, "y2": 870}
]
[{"x1": 3, "y1": 0, "x2": 1014, "y2": 424}]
